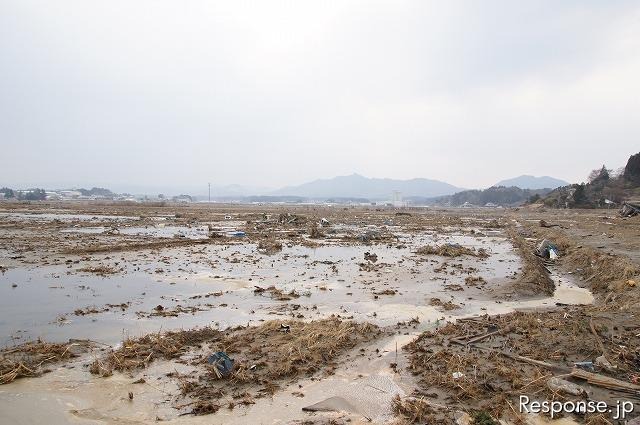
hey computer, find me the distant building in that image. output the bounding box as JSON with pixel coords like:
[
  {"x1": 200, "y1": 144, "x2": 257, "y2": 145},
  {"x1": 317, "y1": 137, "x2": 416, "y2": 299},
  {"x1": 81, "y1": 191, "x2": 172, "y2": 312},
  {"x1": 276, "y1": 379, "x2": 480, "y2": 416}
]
[
  {"x1": 484, "y1": 202, "x2": 498, "y2": 208},
  {"x1": 173, "y1": 194, "x2": 193, "y2": 203},
  {"x1": 46, "y1": 191, "x2": 62, "y2": 201},
  {"x1": 460, "y1": 202, "x2": 475, "y2": 208},
  {"x1": 60, "y1": 190, "x2": 82, "y2": 199}
]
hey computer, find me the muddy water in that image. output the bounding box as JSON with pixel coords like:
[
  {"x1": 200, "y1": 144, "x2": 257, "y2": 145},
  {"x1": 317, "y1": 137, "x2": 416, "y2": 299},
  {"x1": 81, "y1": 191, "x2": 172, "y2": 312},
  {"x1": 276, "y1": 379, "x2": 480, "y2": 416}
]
[
  {"x1": 61, "y1": 225, "x2": 211, "y2": 239},
  {"x1": 0, "y1": 228, "x2": 593, "y2": 424},
  {"x1": 0, "y1": 212, "x2": 140, "y2": 222},
  {"x1": 1, "y1": 231, "x2": 521, "y2": 345}
]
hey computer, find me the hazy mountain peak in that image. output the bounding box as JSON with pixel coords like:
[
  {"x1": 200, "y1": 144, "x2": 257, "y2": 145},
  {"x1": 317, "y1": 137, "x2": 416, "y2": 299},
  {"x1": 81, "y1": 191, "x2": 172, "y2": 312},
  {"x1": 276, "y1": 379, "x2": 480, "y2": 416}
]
[
  {"x1": 272, "y1": 174, "x2": 462, "y2": 199},
  {"x1": 494, "y1": 175, "x2": 568, "y2": 190}
]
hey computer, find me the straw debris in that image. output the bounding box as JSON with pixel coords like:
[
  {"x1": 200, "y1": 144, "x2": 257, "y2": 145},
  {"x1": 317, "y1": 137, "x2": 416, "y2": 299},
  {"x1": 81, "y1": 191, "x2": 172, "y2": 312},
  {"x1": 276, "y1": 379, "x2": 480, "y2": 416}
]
[
  {"x1": 1, "y1": 340, "x2": 88, "y2": 384},
  {"x1": 416, "y1": 244, "x2": 488, "y2": 258},
  {"x1": 90, "y1": 318, "x2": 382, "y2": 415}
]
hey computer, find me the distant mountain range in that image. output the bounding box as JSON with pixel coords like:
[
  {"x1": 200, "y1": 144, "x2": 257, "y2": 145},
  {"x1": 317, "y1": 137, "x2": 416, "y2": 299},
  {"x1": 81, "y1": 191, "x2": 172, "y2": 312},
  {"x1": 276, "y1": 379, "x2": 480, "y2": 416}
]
[
  {"x1": 271, "y1": 173, "x2": 463, "y2": 200},
  {"x1": 5, "y1": 173, "x2": 570, "y2": 202},
  {"x1": 494, "y1": 175, "x2": 568, "y2": 190}
]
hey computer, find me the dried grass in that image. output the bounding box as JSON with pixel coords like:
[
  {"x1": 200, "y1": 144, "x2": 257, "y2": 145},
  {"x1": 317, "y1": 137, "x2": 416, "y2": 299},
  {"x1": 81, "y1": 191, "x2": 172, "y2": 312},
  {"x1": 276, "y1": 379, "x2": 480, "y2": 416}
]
[
  {"x1": 90, "y1": 327, "x2": 222, "y2": 375},
  {"x1": 506, "y1": 228, "x2": 554, "y2": 295},
  {"x1": 90, "y1": 318, "x2": 383, "y2": 415},
  {"x1": 404, "y1": 308, "x2": 640, "y2": 421},
  {"x1": 416, "y1": 244, "x2": 488, "y2": 258},
  {"x1": 1, "y1": 340, "x2": 84, "y2": 384},
  {"x1": 256, "y1": 239, "x2": 283, "y2": 255}
]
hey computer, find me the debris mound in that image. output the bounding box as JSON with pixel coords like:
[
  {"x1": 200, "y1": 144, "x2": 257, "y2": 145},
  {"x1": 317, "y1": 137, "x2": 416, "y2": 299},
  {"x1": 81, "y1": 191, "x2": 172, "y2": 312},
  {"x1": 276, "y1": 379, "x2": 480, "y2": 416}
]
[
  {"x1": 89, "y1": 327, "x2": 222, "y2": 374},
  {"x1": 91, "y1": 318, "x2": 383, "y2": 415},
  {"x1": 416, "y1": 243, "x2": 488, "y2": 258},
  {"x1": 256, "y1": 238, "x2": 283, "y2": 255}
]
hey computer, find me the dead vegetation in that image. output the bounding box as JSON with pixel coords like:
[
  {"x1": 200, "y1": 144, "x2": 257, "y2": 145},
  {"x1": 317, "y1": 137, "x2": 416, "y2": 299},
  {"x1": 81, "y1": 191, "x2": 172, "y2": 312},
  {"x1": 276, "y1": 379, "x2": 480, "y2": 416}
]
[
  {"x1": 256, "y1": 238, "x2": 283, "y2": 255},
  {"x1": 76, "y1": 265, "x2": 119, "y2": 276},
  {"x1": 1, "y1": 340, "x2": 89, "y2": 384},
  {"x1": 392, "y1": 395, "x2": 454, "y2": 424},
  {"x1": 416, "y1": 244, "x2": 489, "y2": 258},
  {"x1": 90, "y1": 318, "x2": 382, "y2": 415},
  {"x1": 309, "y1": 225, "x2": 324, "y2": 239},
  {"x1": 74, "y1": 302, "x2": 129, "y2": 316},
  {"x1": 545, "y1": 231, "x2": 639, "y2": 300},
  {"x1": 89, "y1": 327, "x2": 222, "y2": 376},
  {"x1": 464, "y1": 275, "x2": 487, "y2": 286},
  {"x1": 403, "y1": 308, "x2": 640, "y2": 422},
  {"x1": 428, "y1": 298, "x2": 460, "y2": 311},
  {"x1": 253, "y1": 285, "x2": 303, "y2": 301},
  {"x1": 64, "y1": 238, "x2": 214, "y2": 255}
]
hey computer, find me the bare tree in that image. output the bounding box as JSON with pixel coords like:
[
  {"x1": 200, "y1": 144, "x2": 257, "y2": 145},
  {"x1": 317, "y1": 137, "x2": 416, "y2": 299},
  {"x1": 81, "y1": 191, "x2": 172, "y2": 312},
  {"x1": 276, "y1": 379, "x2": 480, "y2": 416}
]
[{"x1": 588, "y1": 165, "x2": 610, "y2": 183}]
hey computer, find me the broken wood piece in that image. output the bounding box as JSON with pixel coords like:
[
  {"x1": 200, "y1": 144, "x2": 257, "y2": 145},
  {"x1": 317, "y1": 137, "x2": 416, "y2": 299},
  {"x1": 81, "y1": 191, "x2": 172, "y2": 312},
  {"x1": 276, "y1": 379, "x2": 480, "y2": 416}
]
[
  {"x1": 570, "y1": 369, "x2": 640, "y2": 393},
  {"x1": 451, "y1": 330, "x2": 501, "y2": 346},
  {"x1": 472, "y1": 346, "x2": 571, "y2": 373}
]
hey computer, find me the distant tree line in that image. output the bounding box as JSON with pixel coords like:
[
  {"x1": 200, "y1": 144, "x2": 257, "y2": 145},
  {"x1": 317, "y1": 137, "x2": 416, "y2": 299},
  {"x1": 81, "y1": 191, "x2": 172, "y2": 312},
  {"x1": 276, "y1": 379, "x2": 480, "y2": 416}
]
[
  {"x1": 78, "y1": 187, "x2": 114, "y2": 197},
  {"x1": 434, "y1": 186, "x2": 550, "y2": 207},
  {"x1": 540, "y1": 151, "x2": 640, "y2": 208},
  {"x1": 0, "y1": 187, "x2": 15, "y2": 198},
  {"x1": 0, "y1": 187, "x2": 47, "y2": 201}
]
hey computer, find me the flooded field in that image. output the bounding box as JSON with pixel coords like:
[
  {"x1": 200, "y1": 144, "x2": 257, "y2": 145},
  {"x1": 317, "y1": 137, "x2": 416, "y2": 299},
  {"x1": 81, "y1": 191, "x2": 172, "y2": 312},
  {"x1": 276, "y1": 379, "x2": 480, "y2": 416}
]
[{"x1": 0, "y1": 203, "x2": 637, "y2": 424}]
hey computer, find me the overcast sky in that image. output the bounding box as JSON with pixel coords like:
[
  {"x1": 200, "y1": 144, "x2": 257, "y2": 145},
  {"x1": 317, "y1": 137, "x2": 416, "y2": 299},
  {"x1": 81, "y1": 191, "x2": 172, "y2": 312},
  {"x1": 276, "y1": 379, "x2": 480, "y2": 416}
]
[{"x1": 2, "y1": 1, "x2": 639, "y2": 193}]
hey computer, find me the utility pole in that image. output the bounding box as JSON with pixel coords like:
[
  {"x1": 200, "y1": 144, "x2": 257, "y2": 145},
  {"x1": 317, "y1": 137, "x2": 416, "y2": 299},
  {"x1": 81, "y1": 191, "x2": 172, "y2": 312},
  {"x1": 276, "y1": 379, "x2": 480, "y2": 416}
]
[{"x1": 208, "y1": 183, "x2": 211, "y2": 203}]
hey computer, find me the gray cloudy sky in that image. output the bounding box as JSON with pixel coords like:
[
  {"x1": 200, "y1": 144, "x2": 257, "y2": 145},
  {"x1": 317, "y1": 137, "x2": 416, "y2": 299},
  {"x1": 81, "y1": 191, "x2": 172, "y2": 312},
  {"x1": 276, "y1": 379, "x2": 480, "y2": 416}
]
[{"x1": 2, "y1": 0, "x2": 639, "y2": 193}]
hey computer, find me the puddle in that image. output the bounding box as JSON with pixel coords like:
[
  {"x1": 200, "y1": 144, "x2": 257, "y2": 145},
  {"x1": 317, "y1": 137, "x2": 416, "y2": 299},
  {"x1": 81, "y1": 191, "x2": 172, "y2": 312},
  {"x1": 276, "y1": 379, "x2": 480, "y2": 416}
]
[
  {"x1": 0, "y1": 228, "x2": 594, "y2": 348},
  {"x1": 0, "y1": 229, "x2": 524, "y2": 345},
  {"x1": 60, "y1": 225, "x2": 210, "y2": 239}
]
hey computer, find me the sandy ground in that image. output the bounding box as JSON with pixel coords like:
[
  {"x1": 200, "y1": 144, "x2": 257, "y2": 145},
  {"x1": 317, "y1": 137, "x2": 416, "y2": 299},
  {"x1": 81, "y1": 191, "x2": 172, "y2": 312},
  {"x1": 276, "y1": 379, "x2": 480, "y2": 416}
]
[{"x1": 0, "y1": 202, "x2": 638, "y2": 424}]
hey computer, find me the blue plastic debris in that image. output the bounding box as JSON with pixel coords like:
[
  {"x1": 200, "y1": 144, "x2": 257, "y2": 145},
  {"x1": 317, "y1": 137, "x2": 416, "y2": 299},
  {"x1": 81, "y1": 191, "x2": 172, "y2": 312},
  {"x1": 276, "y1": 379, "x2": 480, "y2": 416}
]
[
  {"x1": 574, "y1": 361, "x2": 594, "y2": 372},
  {"x1": 207, "y1": 351, "x2": 234, "y2": 378},
  {"x1": 537, "y1": 239, "x2": 559, "y2": 259}
]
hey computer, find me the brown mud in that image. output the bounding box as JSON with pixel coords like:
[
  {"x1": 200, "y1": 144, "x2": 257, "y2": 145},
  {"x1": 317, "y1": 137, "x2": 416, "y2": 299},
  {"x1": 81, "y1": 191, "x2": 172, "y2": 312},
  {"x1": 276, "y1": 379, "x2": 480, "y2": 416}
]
[{"x1": 0, "y1": 203, "x2": 638, "y2": 424}]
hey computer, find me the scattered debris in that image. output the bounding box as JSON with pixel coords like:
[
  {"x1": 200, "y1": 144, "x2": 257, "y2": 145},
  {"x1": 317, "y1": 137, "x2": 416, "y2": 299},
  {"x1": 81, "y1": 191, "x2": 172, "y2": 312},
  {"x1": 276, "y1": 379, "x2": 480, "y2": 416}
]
[
  {"x1": 620, "y1": 202, "x2": 640, "y2": 217},
  {"x1": 429, "y1": 298, "x2": 460, "y2": 311},
  {"x1": 363, "y1": 251, "x2": 378, "y2": 262},
  {"x1": 253, "y1": 285, "x2": 301, "y2": 301},
  {"x1": 76, "y1": 265, "x2": 119, "y2": 276}
]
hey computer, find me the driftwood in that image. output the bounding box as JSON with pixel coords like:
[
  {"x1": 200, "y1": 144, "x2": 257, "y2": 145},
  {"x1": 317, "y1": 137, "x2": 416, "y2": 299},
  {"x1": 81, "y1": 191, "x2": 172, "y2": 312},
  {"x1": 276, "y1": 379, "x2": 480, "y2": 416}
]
[
  {"x1": 451, "y1": 330, "x2": 501, "y2": 346},
  {"x1": 472, "y1": 346, "x2": 571, "y2": 373},
  {"x1": 570, "y1": 369, "x2": 640, "y2": 394}
]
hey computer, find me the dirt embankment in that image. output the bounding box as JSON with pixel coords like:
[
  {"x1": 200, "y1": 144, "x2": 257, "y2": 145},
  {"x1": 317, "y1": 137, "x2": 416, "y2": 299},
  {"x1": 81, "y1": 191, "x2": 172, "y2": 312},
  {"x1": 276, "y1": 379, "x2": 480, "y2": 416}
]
[
  {"x1": 523, "y1": 221, "x2": 640, "y2": 307},
  {"x1": 504, "y1": 226, "x2": 555, "y2": 296}
]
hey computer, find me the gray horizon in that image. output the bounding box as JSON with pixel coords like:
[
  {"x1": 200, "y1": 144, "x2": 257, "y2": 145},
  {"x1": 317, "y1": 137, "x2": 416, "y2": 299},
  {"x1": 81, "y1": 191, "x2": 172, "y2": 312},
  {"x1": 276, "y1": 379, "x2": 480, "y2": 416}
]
[{"x1": 2, "y1": 1, "x2": 639, "y2": 192}]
